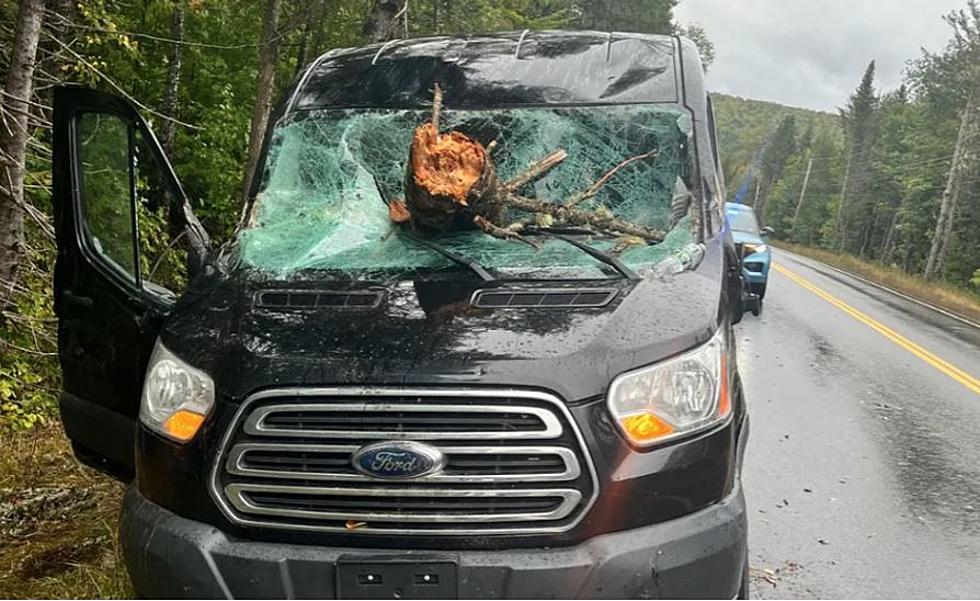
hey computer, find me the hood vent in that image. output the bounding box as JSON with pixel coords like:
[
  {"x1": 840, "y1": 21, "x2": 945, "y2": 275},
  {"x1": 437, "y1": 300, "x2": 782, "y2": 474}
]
[
  {"x1": 255, "y1": 290, "x2": 383, "y2": 310},
  {"x1": 472, "y1": 288, "x2": 617, "y2": 309}
]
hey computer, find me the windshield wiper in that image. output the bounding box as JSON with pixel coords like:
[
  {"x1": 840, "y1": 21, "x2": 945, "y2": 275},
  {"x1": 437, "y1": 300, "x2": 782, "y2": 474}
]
[
  {"x1": 404, "y1": 233, "x2": 496, "y2": 282},
  {"x1": 524, "y1": 228, "x2": 640, "y2": 281},
  {"x1": 403, "y1": 226, "x2": 639, "y2": 283}
]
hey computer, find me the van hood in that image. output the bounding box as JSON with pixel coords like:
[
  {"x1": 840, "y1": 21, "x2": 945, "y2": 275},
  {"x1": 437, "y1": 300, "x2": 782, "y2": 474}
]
[
  {"x1": 730, "y1": 230, "x2": 765, "y2": 246},
  {"x1": 162, "y1": 239, "x2": 726, "y2": 404}
]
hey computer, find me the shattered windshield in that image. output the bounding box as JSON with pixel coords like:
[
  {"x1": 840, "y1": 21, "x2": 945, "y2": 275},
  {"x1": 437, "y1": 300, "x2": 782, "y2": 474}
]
[
  {"x1": 727, "y1": 209, "x2": 760, "y2": 235},
  {"x1": 237, "y1": 105, "x2": 698, "y2": 278}
]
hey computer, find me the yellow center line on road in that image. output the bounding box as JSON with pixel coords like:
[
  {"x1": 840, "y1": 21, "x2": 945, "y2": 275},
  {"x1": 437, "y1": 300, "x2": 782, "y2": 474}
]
[{"x1": 773, "y1": 262, "x2": 980, "y2": 396}]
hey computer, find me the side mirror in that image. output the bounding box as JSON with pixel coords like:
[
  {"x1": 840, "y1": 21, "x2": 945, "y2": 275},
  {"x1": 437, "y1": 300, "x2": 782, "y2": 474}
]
[{"x1": 762, "y1": 226, "x2": 775, "y2": 238}]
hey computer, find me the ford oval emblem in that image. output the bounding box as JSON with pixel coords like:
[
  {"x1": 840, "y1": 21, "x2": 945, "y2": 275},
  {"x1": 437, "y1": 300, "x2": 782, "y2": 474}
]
[{"x1": 352, "y1": 441, "x2": 445, "y2": 480}]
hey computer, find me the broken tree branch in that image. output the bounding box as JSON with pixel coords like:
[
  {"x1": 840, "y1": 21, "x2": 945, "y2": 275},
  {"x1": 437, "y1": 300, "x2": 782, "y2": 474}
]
[
  {"x1": 431, "y1": 82, "x2": 443, "y2": 131},
  {"x1": 504, "y1": 148, "x2": 568, "y2": 192},
  {"x1": 506, "y1": 193, "x2": 665, "y2": 241},
  {"x1": 396, "y1": 84, "x2": 664, "y2": 244},
  {"x1": 566, "y1": 149, "x2": 659, "y2": 207}
]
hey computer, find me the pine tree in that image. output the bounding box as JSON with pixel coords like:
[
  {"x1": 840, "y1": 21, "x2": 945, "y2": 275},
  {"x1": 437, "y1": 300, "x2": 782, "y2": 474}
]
[
  {"x1": 753, "y1": 115, "x2": 797, "y2": 221},
  {"x1": 835, "y1": 60, "x2": 879, "y2": 252}
]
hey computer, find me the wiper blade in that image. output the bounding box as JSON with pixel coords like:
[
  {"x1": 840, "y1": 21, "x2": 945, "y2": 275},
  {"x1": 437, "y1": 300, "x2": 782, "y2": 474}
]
[
  {"x1": 524, "y1": 228, "x2": 640, "y2": 281},
  {"x1": 404, "y1": 233, "x2": 496, "y2": 282}
]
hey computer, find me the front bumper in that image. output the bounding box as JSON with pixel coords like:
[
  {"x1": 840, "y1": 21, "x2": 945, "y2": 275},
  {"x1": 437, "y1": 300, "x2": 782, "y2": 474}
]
[
  {"x1": 742, "y1": 252, "x2": 771, "y2": 285},
  {"x1": 121, "y1": 483, "x2": 747, "y2": 599}
]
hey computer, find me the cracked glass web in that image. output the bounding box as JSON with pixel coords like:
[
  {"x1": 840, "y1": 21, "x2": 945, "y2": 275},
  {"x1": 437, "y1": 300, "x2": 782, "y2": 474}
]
[{"x1": 237, "y1": 106, "x2": 696, "y2": 277}]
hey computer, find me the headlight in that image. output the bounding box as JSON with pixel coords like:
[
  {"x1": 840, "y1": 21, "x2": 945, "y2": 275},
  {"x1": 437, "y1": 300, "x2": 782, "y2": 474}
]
[
  {"x1": 140, "y1": 340, "x2": 214, "y2": 443},
  {"x1": 607, "y1": 328, "x2": 731, "y2": 446},
  {"x1": 744, "y1": 243, "x2": 768, "y2": 255}
]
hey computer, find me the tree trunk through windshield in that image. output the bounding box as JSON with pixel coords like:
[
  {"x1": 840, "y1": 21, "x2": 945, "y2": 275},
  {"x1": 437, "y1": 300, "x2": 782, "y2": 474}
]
[{"x1": 394, "y1": 85, "x2": 667, "y2": 246}]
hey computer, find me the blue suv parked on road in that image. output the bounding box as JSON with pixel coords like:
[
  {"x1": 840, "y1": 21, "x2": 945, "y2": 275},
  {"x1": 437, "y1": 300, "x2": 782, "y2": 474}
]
[{"x1": 726, "y1": 203, "x2": 773, "y2": 300}]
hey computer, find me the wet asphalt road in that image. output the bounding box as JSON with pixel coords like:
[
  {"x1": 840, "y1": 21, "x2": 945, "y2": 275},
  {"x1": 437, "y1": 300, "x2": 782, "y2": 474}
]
[{"x1": 737, "y1": 249, "x2": 980, "y2": 599}]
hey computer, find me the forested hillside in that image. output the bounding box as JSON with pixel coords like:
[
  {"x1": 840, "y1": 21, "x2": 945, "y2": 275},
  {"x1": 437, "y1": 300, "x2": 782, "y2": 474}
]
[
  {"x1": 712, "y1": 5, "x2": 980, "y2": 295},
  {"x1": 711, "y1": 93, "x2": 842, "y2": 195}
]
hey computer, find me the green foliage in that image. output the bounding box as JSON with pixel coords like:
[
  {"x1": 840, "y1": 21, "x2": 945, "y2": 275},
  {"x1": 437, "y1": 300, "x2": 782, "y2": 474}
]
[
  {"x1": 677, "y1": 23, "x2": 714, "y2": 70},
  {"x1": 0, "y1": 230, "x2": 61, "y2": 433},
  {"x1": 575, "y1": 0, "x2": 676, "y2": 34},
  {"x1": 716, "y1": 7, "x2": 979, "y2": 292},
  {"x1": 710, "y1": 93, "x2": 841, "y2": 192},
  {"x1": 408, "y1": 0, "x2": 578, "y2": 33}
]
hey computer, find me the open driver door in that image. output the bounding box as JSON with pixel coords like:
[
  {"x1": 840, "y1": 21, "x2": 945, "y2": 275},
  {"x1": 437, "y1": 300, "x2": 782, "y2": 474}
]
[{"x1": 51, "y1": 87, "x2": 209, "y2": 480}]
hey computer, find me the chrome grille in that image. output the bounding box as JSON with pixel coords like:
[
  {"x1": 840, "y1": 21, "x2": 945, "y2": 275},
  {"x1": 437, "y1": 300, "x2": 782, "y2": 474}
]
[
  {"x1": 211, "y1": 388, "x2": 598, "y2": 535},
  {"x1": 243, "y1": 403, "x2": 562, "y2": 439}
]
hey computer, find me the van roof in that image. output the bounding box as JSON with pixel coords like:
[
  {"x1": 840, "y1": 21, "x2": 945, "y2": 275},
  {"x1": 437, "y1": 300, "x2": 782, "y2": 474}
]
[{"x1": 289, "y1": 31, "x2": 681, "y2": 112}]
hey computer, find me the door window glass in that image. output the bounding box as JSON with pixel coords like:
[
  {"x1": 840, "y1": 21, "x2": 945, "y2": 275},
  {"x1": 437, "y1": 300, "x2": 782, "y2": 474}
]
[
  {"x1": 76, "y1": 113, "x2": 136, "y2": 279},
  {"x1": 75, "y1": 112, "x2": 190, "y2": 301},
  {"x1": 134, "y1": 132, "x2": 188, "y2": 299}
]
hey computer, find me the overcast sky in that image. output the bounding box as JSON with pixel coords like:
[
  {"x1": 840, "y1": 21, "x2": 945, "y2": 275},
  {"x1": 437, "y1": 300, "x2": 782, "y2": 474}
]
[{"x1": 674, "y1": 0, "x2": 965, "y2": 112}]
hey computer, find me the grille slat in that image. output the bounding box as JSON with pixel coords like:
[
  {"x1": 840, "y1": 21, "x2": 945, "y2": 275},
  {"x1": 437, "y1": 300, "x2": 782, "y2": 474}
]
[
  {"x1": 212, "y1": 388, "x2": 598, "y2": 535},
  {"x1": 225, "y1": 483, "x2": 582, "y2": 524},
  {"x1": 243, "y1": 403, "x2": 563, "y2": 440},
  {"x1": 226, "y1": 444, "x2": 581, "y2": 483},
  {"x1": 244, "y1": 492, "x2": 562, "y2": 513},
  {"x1": 263, "y1": 413, "x2": 543, "y2": 431}
]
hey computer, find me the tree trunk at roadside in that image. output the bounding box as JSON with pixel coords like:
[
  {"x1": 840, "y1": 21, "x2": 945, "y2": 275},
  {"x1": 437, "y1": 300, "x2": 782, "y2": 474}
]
[
  {"x1": 364, "y1": 0, "x2": 404, "y2": 43},
  {"x1": 925, "y1": 96, "x2": 976, "y2": 279},
  {"x1": 161, "y1": 1, "x2": 185, "y2": 158},
  {"x1": 0, "y1": 0, "x2": 46, "y2": 308},
  {"x1": 240, "y1": 0, "x2": 283, "y2": 205}
]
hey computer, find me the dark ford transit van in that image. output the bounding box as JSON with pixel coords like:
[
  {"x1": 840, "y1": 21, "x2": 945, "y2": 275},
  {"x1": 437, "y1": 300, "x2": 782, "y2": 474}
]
[{"x1": 53, "y1": 31, "x2": 750, "y2": 599}]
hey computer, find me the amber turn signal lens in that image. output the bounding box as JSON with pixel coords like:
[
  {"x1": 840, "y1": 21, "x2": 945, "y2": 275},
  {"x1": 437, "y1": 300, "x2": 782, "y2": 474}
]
[
  {"x1": 718, "y1": 354, "x2": 731, "y2": 417},
  {"x1": 620, "y1": 412, "x2": 674, "y2": 443},
  {"x1": 162, "y1": 410, "x2": 206, "y2": 442}
]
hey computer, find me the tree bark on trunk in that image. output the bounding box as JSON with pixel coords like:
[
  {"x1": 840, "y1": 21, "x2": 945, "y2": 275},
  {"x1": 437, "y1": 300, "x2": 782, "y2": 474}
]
[
  {"x1": 0, "y1": 0, "x2": 46, "y2": 307},
  {"x1": 364, "y1": 0, "x2": 403, "y2": 43},
  {"x1": 240, "y1": 0, "x2": 283, "y2": 205},
  {"x1": 161, "y1": 1, "x2": 185, "y2": 158},
  {"x1": 925, "y1": 96, "x2": 976, "y2": 279}
]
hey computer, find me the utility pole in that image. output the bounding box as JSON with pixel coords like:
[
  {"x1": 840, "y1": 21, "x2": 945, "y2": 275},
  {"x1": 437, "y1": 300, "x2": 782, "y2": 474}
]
[
  {"x1": 834, "y1": 154, "x2": 852, "y2": 249},
  {"x1": 791, "y1": 157, "x2": 814, "y2": 238}
]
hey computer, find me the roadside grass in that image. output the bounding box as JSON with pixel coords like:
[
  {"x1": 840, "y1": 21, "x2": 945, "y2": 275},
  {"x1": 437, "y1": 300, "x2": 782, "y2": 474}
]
[
  {"x1": 773, "y1": 241, "x2": 980, "y2": 324},
  {"x1": 0, "y1": 425, "x2": 130, "y2": 598}
]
